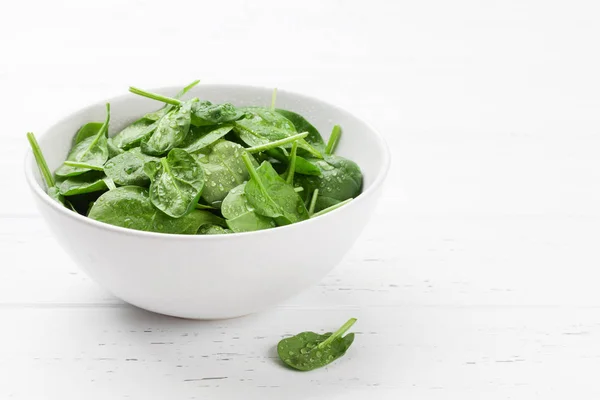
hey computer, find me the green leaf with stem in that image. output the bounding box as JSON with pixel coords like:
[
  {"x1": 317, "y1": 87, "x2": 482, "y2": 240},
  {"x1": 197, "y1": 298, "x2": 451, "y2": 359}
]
[
  {"x1": 325, "y1": 125, "x2": 341, "y2": 155},
  {"x1": 55, "y1": 103, "x2": 110, "y2": 177},
  {"x1": 241, "y1": 154, "x2": 309, "y2": 225},
  {"x1": 246, "y1": 132, "x2": 308, "y2": 154},
  {"x1": 277, "y1": 318, "x2": 357, "y2": 371}
]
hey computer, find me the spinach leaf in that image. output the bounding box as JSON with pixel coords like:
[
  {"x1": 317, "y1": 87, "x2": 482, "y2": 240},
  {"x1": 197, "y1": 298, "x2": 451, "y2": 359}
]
[
  {"x1": 26, "y1": 132, "x2": 67, "y2": 206},
  {"x1": 74, "y1": 121, "x2": 104, "y2": 144},
  {"x1": 190, "y1": 101, "x2": 244, "y2": 126},
  {"x1": 88, "y1": 186, "x2": 211, "y2": 234},
  {"x1": 198, "y1": 225, "x2": 233, "y2": 235},
  {"x1": 143, "y1": 148, "x2": 205, "y2": 218},
  {"x1": 55, "y1": 103, "x2": 110, "y2": 177},
  {"x1": 129, "y1": 85, "x2": 243, "y2": 127},
  {"x1": 241, "y1": 154, "x2": 309, "y2": 225},
  {"x1": 110, "y1": 119, "x2": 157, "y2": 151},
  {"x1": 277, "y1": 318, "x2": 357, "y2": 371},
  {"x1": 221, "y1": 183, "x2": 276, "y2": 233},
  {"x1": 110, "y1": 81, "x2": 199, "y2": 151},
  {"x1": 141, "y1": 99, "x2": 195, "y2": 156},
  {"x1": 193, "y1": 140, "x2": 257, "y2": 207},
  {"x1": 275, "y1": 108, "x2": 325, "y2": 150},
  {"x1": 234, "y1": 107, "x2": 322, "y2": 158},
  {"x1": 184, "y1": 210, "x2": 227, "y2": 234},
  {"x1": 294, "y1": 155, "x2": 362, "y2": 212},
  {"x1": 57, "y1": 171, "x2": 108, "y2": 196},
  {"x1": 104, "y1": 148, "x2": 159, "y2": 187},
  {"x1": 180, "y1": 124, "x2": 234, "y2": 154}
]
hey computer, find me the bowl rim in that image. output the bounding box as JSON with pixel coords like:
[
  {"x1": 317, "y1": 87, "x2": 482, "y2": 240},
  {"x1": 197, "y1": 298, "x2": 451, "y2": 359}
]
[{"x1": 24, "y1": 83, "x2": 391, "y2": 240}]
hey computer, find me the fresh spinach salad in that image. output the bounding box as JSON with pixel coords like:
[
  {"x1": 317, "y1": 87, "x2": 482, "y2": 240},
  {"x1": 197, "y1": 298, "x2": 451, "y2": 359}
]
[{"x1": 27, "y1": 81, "x2": 363, "y2": 235}]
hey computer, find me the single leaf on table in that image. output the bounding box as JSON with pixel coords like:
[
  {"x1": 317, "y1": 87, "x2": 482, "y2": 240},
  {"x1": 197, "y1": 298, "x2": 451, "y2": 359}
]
[
  {"x1": 234, "y1": 107, "x2": 322, "y2": 158},
  {"x1": 198, "y1": 225, "x2": 233, "y2": 235},
  {"x1": 55, "y1": 103, "x2": 111, "y2": 177},
  {"x1": 277, "y1": 318, "x2": 357, "y2": 371},
  {"x1": 88, "y1": 186, "x2": 212, "y2": 234},
  {"x1": 193, "y1": 140, "x2": 257, "y2": 207},
  {"x1": 275, "y1": 108, "x2": 325, "y2": 150},
  {"x1": 241, "y1": 154, "x2": 309, "y2": 226},
  {"x1": 143, "y1": 148, "x2": 205, "y2": 218},
  {"x1": 180, "y1": 124, "x2": 234, "y2": 154},
  {"x1": 221, "y1": 183, "x2": 276, "y2": 233},
  {"x1": 141, "y1": 100, "x2": 195, "y2": 156},
  {"x1": 57, "y1": 171, "x2": 109, "y2": 196},
  {"x1": 74, "y1": 122, "x2": 104, "y2": 144},
  {"x1": 294, "y1": 155, "x2": 362, "y2": 212},
  {"x1": 104, "y1": 147, "x2": 159, "y2": 187}
]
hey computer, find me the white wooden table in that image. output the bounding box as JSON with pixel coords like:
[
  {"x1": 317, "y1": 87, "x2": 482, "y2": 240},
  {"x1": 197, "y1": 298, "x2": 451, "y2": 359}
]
[{"x1": 2, "y1": 1, "x2": 600, "y2": 398}]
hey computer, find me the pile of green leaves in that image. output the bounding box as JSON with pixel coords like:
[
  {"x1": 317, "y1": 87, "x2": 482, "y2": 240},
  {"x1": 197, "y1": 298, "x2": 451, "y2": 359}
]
[{"x1": 27, "y1": 81, "x2": 363, "y2": 235}]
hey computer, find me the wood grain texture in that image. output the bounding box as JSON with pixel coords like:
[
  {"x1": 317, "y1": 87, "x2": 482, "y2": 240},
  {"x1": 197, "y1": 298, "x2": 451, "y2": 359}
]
[{"x1": 2, "y1": 0, "x2": 600, "y2": 398}]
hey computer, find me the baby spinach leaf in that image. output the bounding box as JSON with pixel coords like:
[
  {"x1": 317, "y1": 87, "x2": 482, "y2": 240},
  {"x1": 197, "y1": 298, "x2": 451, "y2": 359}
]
[
  {"x1": 190, "y1": 101, "x2": 244, "y2": 126},
  {"x1": 193, "y1": 140, "x2": 257, "y2": 207},
  {"x1": 144, "y1": 80, "x2": 200, "y2": 122},
  {"x1": 180, "y1": 124, "x2": 234, "y2": 154},
  {"x1": 234, "y1": 107, "x2": 322, "y2": 158},
  {"x1": 144, "y1": 148, "x2": 205, "y2": 218},
  {"x1": 111, "y1": 81, "x2": 200, "y2": 151},
  {"x1": 294, "y1": 155, "x2": 362, "y2": 212},
  {"x1": 104, "y1": 148, "x2": 159, "y2": 187},
  {"x1": 57, "y1": 171, "x2": 108, "y2": 196},
  {"x1": 277, "y1": 318, "x2": 357, "y2": 371},
  {"x1": 141, "y1": 100, "x2": 195, "y2": 156},
  {"x1": 89, "y1": 186, "x2": 212, "y2": 234},
  {"x1": 55, "y1": 104, "x2": 110, "y2": 177},
  {"x1": 183, "y1": 210, "x2": 227, "y2": 234},
  {"x1": 74, "y1": 121, "x2": 104, "y2": 144},
  {"x1": 221, "y1": 183, "x2": 276, "y2": 233},
  {"x1": 110, "y1": 119, "x2": 157, "y2": 151},
  {"x1": 198, "y1": 225, "x2": 233, "y2": 235},
  {"x1": 275, "y1": 109, "x2": 325, "y2": 150},
  {"x1": 241, "y1": 154, "x2": 309, "y2": 226}
]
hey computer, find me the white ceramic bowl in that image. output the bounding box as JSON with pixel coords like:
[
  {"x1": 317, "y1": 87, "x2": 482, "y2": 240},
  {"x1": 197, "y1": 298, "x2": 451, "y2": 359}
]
[{"x1": 25, "y1": 84, "x2": 390, "y2": 319}]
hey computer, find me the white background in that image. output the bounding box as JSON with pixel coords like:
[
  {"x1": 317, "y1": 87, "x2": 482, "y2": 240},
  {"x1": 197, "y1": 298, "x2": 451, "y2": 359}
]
[{"x1": 2, "y1": 0, "x2": 600, "y2": 398}]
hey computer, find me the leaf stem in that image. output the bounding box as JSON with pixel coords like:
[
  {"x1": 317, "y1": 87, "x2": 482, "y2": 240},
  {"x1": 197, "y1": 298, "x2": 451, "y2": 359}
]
[
  {"x1": 63, "y1": 161, "x2": 104, "y2": 171},
  {"x1": 195, "y1": 203, "x2": 217, "y2": 210},
  {"x1": 308, "y1": 189, "x2": 319, "y2": 215},
  {"x1": 179, "y1": 80, "x2": 200, "y2": 96},
  {"x1": 241, "y1": 154, "x2": 274, "y2": 203},
  {"x1": 270, "y1": 88, "x2": 278, "y2": 111},
  {"x1": 300, "y1": 140, "x2": 323, "y2": 158},
  {"x1": 129, "y1": 86, "x2": 182, "y2": 106},
  {"x1": 311, "y1": 198, "x2": 353, "y2": 218},
  {"x1": 318, "y1": 318, "x2": 357, "y2": 349},
  {"x1": 285, "y1": 141, "x2": 298, "y2": 184},
  {"x1": 245, "y1": 132, "x2": 308, "y2": 154},
  {"x1": 325, "y1": 125, "x2": 341, "y2": 155},
  {"x1": 293, "y1": 186, "x2": 304, "y2": 193},
  {"x1": 103, "y1": 177, "x2": 117, "y2": 190},
  {"x1": 26, "y1": 132, "x2": 55, "y2": 188}
]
